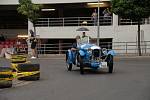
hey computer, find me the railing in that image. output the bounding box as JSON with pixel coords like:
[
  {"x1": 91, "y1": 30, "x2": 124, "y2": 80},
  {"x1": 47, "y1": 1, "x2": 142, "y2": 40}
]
[
  {"x1": 35, "y1": 16, "x2": 150, "y2": 27},
  {"x1": 112, "y1": 41, "x2": 150, "y2": 55},
  {"x1": 2, "y1": 40, "x2": 149, "y2": 56},
  {"x1": 119, "y1": 17, "x2": 150, "y2": 25},
  {"x1": 0, "y1": 41, "x2": 150, "y2": 55},
  {"x1": 36, "y1": 41, "x2": 150, "y2": 56},
  {"x1": 35, "y1": 16, "x2": 112, "y2": 27}
]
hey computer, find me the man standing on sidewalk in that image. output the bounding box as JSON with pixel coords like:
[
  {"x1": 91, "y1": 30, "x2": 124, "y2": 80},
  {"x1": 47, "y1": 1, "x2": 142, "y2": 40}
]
[{"x1": 29, "y1": 30, "x2": 37, "y2": 59}]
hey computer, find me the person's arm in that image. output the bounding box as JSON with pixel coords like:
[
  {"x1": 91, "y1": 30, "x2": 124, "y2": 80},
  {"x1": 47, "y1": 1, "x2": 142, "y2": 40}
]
[
  {"x1": 26, "y1": 36, "x2": 32, "y2": 43},
  {"x1": 34, "y1": 38, "x2": 37, "y2": 42}
]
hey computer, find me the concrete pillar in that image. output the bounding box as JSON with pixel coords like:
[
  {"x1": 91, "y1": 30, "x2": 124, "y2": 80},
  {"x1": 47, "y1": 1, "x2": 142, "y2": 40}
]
[
  {"x1": 112, "y1": 13, "x2": 119, "y2": 49},
  {"x1": 59, "y1": 40, "x2": 62, "y2": 54},
  {"x1": 113, "y1": 13, "x2": 118, "y2": 28}
]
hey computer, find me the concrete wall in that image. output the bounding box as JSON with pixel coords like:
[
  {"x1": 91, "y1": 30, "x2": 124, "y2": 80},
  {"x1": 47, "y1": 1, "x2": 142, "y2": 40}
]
[
  {"x1": 35, "y1": 24, "x2": 150, "y2": 54},
  {"x1": 0, "y1": 25, "x2": 149, "y2": 54},
  {"x1": 36, "y1": 26, "x2": 113, "y2": 39},
  {"x1": 33, "y1": 14, "x2": 150, "y2": 42},
  {"x1": 113, "y1": 25, "x2": 150, "y2": 42},
  {"x1": 35, "y1": 25, "x2": 150, "y2": 42},
  {"x1": 1, "y1": 17, "x2": 149, "y2": 43}
]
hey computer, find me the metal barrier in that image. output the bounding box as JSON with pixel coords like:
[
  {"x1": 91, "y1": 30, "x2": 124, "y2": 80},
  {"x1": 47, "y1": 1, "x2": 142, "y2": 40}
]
[
  {"x1": 35, "y1": 16, "x2": 150, "y2": 27},
  {"x1": 112, "y1": 41, "x2": 150, "y2": 55},
  {"x1": 119, "y1": 17, "x2": 150, "y2": 25},
  {"x1": 36, "y1": 41, "x2": 150, "y2": 56},
  {"x1": 35, "y1": 16, "x2": 112, "y2": 27},
  {"x1": 1, "y1": 40, "x2": 150, "y2": 56}
]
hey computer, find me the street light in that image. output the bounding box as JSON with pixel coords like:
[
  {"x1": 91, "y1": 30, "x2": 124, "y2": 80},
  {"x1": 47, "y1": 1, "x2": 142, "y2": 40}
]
[{"x1": 97, "y1": 0, "x2": 100, "y2": 46}]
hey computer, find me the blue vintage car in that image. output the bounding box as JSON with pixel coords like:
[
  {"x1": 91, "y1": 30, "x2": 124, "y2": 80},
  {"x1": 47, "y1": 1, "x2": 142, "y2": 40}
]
[{"x1": 66, "y1": 43, "x2": 116, "y2": 74}]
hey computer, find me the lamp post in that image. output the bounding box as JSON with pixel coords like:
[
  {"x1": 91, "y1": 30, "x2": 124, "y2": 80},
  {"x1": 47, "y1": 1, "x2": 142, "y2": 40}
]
[{"x1": 97, "y1": 0, "x2": 100, "y2": 46}]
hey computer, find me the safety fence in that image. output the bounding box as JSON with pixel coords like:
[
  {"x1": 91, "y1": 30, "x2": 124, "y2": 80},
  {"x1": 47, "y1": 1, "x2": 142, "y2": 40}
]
[
  {"x1": 119, "y1": 17, "x2": 150, "y2": 25},
  {"x1": 1, "y1": 41, "x2": 150, "y2": 56},
  {"x1": 112, "y1": 41, "x2": 150, "y2": 55},
  {"x1": 36, "y1": 41, "x2": 150, "y2": 56}
]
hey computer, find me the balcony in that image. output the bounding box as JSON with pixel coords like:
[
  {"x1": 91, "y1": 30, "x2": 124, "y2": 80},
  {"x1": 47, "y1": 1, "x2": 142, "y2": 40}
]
[
  {"x1": 35, "y1": 16, "x2": 112, "y2": 27},
  {"x1": 35, "y1": 16, "x2": 150, "y2": 27}
]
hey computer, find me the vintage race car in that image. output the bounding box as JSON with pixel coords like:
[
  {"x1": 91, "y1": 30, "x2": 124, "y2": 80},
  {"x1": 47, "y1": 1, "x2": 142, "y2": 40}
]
[{"x1": 66, "y1": 43, "x2": 116, "y2": 74}]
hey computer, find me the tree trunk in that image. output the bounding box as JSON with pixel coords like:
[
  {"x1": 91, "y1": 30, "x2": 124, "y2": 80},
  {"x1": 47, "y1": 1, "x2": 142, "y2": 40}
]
[
  {"x1": 137, "y1": 20, "x2": 142, "y2": 56},
  {"x1": 33, "y1": 23, "x2": 36, "y2": 36}
]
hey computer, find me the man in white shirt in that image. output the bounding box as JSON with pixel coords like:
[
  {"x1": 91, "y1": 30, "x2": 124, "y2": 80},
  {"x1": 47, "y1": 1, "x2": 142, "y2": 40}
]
[{"x1": 81, "y1": 32, "x2": 91, "y2": 44}]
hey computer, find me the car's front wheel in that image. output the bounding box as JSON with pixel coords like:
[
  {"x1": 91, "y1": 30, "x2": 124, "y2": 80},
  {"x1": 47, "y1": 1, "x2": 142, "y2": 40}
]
[
  {"x1": 66, "y1": 63, "x2": 72, "y2": 71},
  {"x1": 78, "y1": 55, "x2": 84, "y2": 74},
  {"x1": 106, "y1": 54, "x2": 113, "y2": 73}
]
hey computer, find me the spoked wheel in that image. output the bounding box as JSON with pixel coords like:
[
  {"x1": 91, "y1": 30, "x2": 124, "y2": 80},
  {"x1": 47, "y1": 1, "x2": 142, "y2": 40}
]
[
  {"x1": 106, "y1": 54, "x2": 113, "y2": 73},
  {"x1": 76, "y1": 53, "x2": 80, "y2": 67},
  {"x1": 78, "y1": 55, "x2": 84, "y2": 74},
  {"x1": 66, "y1": 51, "x2": 72, "y2": 71}
]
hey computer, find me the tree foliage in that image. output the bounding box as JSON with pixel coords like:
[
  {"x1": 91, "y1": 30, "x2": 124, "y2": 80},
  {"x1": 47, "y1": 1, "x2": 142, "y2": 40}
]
[
  {"x1": 17, "y1": 0, "x2": 41, "y2": 24},
  {"x1": 111, "y1": 0, "x2": 150, "y2": 20}
]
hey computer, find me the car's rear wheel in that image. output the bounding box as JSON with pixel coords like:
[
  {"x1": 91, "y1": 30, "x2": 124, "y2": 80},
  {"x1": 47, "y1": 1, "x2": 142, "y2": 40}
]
[
  {"x1": 78, "y1": 55, "x2": 84, "y2": 74},
  {"x1": 76, "y1": 53, "x2": 80, "y2": 67},
  {"x1": 66, "y1": 63, "x2": 72, "y2": 71},
  {"x1": 66, "y1": 51, "x2": 72, "y2": 71}
]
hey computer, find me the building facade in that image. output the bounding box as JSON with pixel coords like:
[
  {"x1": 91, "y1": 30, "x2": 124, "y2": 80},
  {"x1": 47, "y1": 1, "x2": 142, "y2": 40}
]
[{"x1": 0, "y1": 0, "x2": 150, "y2": 54}]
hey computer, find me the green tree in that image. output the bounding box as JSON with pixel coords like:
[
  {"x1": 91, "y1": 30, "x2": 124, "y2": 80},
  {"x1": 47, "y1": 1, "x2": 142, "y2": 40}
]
[
  {"x1": 17, "y1": 0, "x2": 41, "y2": 35},
  {"x1": 111, "y1": 0, "x2": 150, "y2": 56}
]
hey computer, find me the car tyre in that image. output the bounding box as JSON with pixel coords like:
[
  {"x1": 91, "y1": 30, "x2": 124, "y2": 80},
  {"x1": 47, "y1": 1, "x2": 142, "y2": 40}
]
[
  {"x1": 107, "y1": 54, "x2": 113, "y2": 73},
  {"x1": 67, "y1": 63, "x2": 72, "y2": 71},
  {"x1": 78, "y1": 55, "x2": 84, "y2": 74},
  {"x1": 66, "y1": 51, "x2": 72, "y2": 71}
]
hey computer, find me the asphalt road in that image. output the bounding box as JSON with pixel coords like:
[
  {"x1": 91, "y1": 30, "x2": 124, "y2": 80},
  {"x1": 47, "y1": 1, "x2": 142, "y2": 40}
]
[{"x1": 0, "y1": 57, "x2": 150, "y2": 100}]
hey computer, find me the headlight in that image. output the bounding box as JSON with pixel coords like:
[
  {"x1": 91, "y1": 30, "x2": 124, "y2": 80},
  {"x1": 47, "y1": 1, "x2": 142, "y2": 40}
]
[{"x1": 87, "y1": 49, "x2": 92, "y2": 55}]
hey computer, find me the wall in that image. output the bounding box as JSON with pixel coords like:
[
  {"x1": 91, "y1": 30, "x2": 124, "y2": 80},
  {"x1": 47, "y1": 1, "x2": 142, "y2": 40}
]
[
  {"x1": 35, "y1": 24, "x2": 150, "y2": 54},
  {"x1": 36, "y1": 26, "x2": 113, "y2": 39},
  {"x1": 113, "y1": 25, "x2": 150, "y2": 42},
  {"x1": 35, "y1": 25, "x2": 150, "y2": 42},
  {"x1": 34, "y1": 14, "x2": 150, "y2": 42}
]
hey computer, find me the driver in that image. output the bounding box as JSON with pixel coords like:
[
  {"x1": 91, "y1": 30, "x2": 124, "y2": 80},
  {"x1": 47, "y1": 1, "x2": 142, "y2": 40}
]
[
  {"x1": 71, "y1": 32, "x2": 92, "y2": 51},
  {"x1": 71, "y1": 35, "x2": 81, "y2": 51}
]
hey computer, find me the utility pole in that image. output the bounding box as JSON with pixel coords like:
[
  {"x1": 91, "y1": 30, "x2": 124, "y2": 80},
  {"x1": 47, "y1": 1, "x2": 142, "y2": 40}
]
[{"x1": 97, "y1": 0, "x2": 100, "y2": 46}]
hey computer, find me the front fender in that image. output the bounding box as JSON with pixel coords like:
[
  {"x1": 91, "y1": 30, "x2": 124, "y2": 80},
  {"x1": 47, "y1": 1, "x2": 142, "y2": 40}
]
[
  {"x1": 66, "y1": 50, "x2": 76, "y2": 64},
  {"x1": 79, "y1": 50, "x2": 85, "y2": 56}
]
